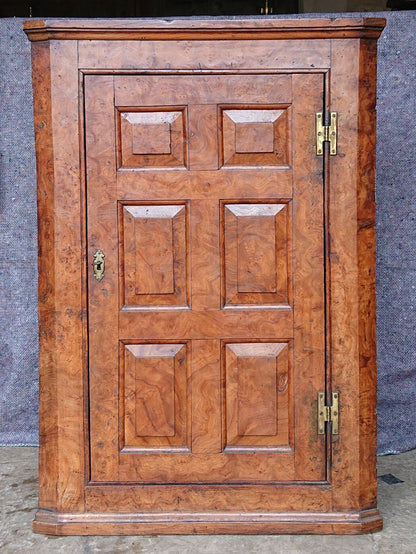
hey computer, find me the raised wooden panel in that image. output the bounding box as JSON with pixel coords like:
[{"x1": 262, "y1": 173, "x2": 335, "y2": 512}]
[
  {"x1": 222, "y1": 202, "x2": 290, "y2": 307},
  {"x1": 120, "y1": 203, "x2": 189, "y2": 309},
  {"x1": 121, "y1": 343, "x2": 189, "y2": 450},
  {"x1": 224, "y1": 342, "x2": 291, "y2": 450},
  {"x1": 220, "y1": 107, "x2": 289, "y2": 167},
  {"x1": 118, "y1": 109, "x2": 187, "y2": 169}
]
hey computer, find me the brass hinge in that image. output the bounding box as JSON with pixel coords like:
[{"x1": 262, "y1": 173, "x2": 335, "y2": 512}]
[
  {"x1": 317, "y1": 392, "x2": 339, "y2": 435},
  {"x1": 316, "y1": 112, "x2": 338, "y2": 156}
]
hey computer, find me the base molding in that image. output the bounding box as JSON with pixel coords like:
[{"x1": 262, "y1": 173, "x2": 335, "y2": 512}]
[{"x1": 33, "y1": 508, "x2": 383, "y2": 535}]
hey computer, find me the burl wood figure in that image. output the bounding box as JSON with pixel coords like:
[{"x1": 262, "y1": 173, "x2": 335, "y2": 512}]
[{"x1": 24, "y1": 17, "x2": 385, "y2": 535}]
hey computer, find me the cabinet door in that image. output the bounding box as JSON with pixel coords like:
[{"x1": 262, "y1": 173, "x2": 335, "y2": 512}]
[{"x1": 86, "y1": 73, "x2": 326, "y2": 484}]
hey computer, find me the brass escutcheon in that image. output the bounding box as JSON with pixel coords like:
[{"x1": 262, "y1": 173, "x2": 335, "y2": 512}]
[{"x1": 93, "y1": 249, "x2": 105, "y2": 281}]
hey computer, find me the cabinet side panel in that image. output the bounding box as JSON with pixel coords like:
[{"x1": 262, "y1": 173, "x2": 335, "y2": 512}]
[
  {"x1": 357, "y1": 38, "x2": 378, "y2": 510},
  {"x1": 329, "y1": 39, "x2": 379, "y2": 518},
  {"x1": 32, "y1": 40, "x2": 58, "y2": 511},
  {"x1": 40, "y1": 40, "x2": 85, "y2": 514}
]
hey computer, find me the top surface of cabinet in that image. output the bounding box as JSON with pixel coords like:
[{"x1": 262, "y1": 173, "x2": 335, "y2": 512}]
[{"x1": 24, "y1": 16, "x2": 385, "y2": 39}]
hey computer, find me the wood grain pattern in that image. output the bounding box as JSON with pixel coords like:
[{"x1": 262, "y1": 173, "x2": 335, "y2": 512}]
[
  {"x1": 221, "y1": 108, "x2": 288, "y2": 167},
  {"x1": 116, "y1": 169, "x2": 293, "y2": 202},
  {"x1": 188, "y1": 105, "x2": 218, "y2": 170},
  {"x1": 87, "y1": 71, "x2": 325, "y2": 486},
  {"x1": 79, "y1": 39, "x2": 330, "y2": 71},
  {"x1": 291, "y1": 73, "x2": 326, "y2": 482},
  {"x1": 328, "y1": 40, "x2": 362, "y2": 512},
  {"x1": 85, "y1": 74, "x2": 120, "y2": 482},
  {"x1": 122, "y1": 343, "x2": 188, "y2": 449},
  {"x1": 223, "y1": 202, "x2": 289, "y2": 307},
  {"x1": 115, "y1": 75, "x2": 292, "y2": 107},
  {"x1": 24, "y1": 17, "x2": 386, "y2": 41},
  {"x1": 118, "y1": 309, "x2": 293, "y2": 339},
  {"x1": 132, "y1": 353, "x2": 175, "y2": 437},
  {"x1": 135, "y1": 217, "x2": 173, "y2": 294},
  {"x1": 32, "y1": 39, "x2": 86, "y2": 515},
  {"x1": 237, "y1": 214, "x2": 277, "y2": 293},
  {"x1": 237, "y1": 355, "x2": 277, "y2": 436},
  {"x1": 190, "y1": 340, "x2": 222, "y2": 454},
  {"x1": 357, "y1": 38, "x2": 379, "y2": 511},
  {"x1": 118, "y1": 109, "x2": 186, "y2": 168},
  {"x1": 85, "y1": 482, "x2": 333, "y2": 512},
  {"x1": 31, "y1": 40, "x2": 59, "y2": 513},
  {"x1": 328, "y1": 38, "x2": 379, "y2": 515},
  {"x1": 236, "y1": 121, "x2": 274, "y2": 153},
  {"x1": 121, "y1": 203, "x2": 188, "y2": 308},
  {"x1": 225, "y1": 342, "x2": 290, "y2": 448},
  {"x1": 26, "y1": 18, "x2": 384, "y2": 535},
  {"x1": 32, "y1": 507, "x2": 383, "y2": 536}
]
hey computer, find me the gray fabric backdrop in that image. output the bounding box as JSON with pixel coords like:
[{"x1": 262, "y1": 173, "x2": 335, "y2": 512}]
[{"x1": 0, "y1": 13, "x2": 415, "y2": 454}]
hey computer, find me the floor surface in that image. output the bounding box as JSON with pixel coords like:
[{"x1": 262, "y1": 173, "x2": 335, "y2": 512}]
[{"x1": 0, "y1": 447, "x2": 415, "y2": 553}]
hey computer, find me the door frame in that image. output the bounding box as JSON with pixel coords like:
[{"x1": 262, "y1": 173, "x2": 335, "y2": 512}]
[{"x1": 85, "y1": 70, "x2": 327, "y2": 485}]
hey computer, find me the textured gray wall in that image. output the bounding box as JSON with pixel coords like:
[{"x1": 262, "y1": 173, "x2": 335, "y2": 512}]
[
  {"x1": 0, "y1": 18, "x2": 38, "y2": 445},
  {"x1": 375, "y1": 13, "x2": 416, "y2": 454},
  {"x1": 0, "y1": 13, "x2": 415, "y2": 454}
]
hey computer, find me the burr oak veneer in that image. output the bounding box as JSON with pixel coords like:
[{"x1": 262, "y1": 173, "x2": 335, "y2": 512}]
[{"x1": 24, "y1": 17, "x2": 385, "y2": 535}]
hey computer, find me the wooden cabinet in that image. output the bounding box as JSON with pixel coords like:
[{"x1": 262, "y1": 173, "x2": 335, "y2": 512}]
[{"x1": 24, "y1": 17, "x2": 385, "y2": 535}]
